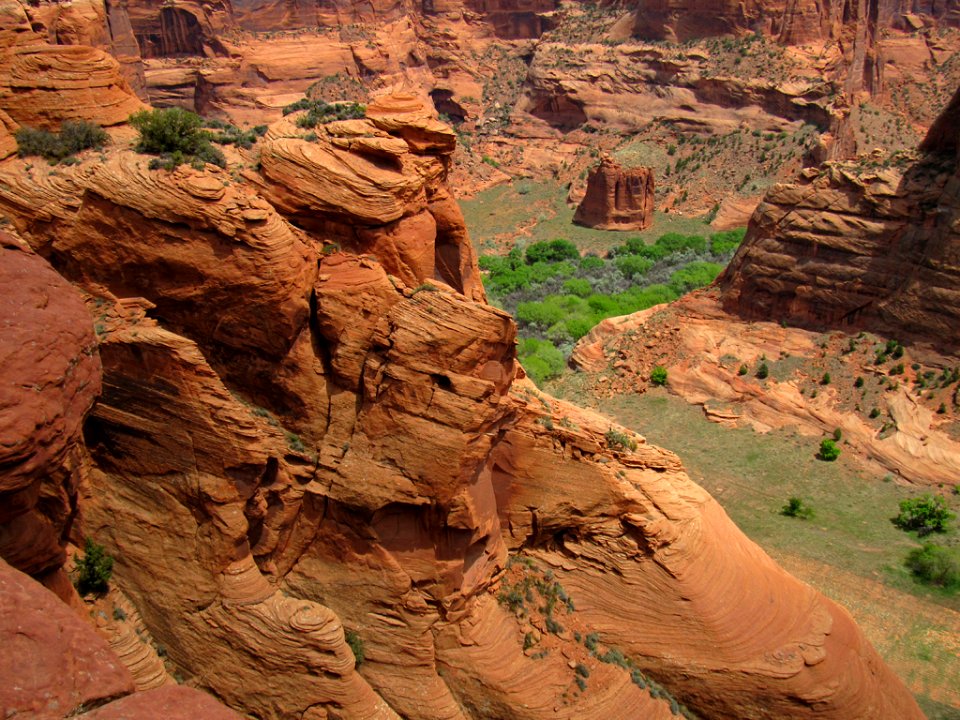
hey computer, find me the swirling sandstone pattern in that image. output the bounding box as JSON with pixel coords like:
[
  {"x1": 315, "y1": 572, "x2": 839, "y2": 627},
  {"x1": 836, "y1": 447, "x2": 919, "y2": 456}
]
[
  {"x1": 0, "y1": 95, "x2": 923, "y2": 719},
  {"x1": 720, "y1": 85, "x2": 960, "y2": 354}
]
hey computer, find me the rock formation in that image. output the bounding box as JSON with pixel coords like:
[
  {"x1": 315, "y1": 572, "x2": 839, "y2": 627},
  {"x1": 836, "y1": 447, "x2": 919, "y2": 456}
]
[
  {"x1": 0, "y1": 557, "x2": 242, "y2": 718},
  {"x1": 0, "y1": 63, "x2": 926, "y2": 718},
  {"x1": 719, "y1": 85, "x2": 960, "y2": 355},
  {"x1": 573, "y1": 157, "x2": 654, "y2": 231},
  {"x1": 0, "y1": 233, "x2": 101, "y2": 594}
]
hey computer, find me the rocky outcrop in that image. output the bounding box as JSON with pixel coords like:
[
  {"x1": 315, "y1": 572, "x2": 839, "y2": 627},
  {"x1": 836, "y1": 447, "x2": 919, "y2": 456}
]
[
  {"x1": 0, "y1": 233, "x2": 100, "y2": 589},
  {"x1": 719, "y1": 87, "x2": 960, "y2": 353},
  {"x1": 0, "y1": 44, "x2": 145, "y2": 128},
  {"x1": 0, "y1": 64, "x2": 924, "y2": 720},
  {"x1": 0, "y1": 557, "x2": 242, "y2": 719},
  {"x1": 573, "y1": 157, "x2": 654, "y2": 231},
  {"x1": 256, "y1": 95, "x2": 483, "y2": 300},
  {"x1": 517, "y1": 42, "x2": 835, "y2": 136}
]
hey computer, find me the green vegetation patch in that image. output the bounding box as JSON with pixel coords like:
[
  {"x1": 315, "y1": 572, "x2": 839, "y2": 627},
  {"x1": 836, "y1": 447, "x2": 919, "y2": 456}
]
[
  {"x1": 480, "y1": 229, "x2": 743, "y2": 385},
  {"x1": 130, "y1": 107, "x2": 225, "y2": 170},
  {"x1": 16, "y1": 120, "x2": 108, "y2": 163}
]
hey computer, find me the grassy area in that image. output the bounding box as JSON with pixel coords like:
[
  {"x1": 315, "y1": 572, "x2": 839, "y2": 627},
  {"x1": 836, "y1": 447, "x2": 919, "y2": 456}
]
[
  {"x1": 549, "y1": 377, "x2": 960, "y2": 712},
  {"x1": 460, "y1": 178, "x2": 715, "y2": 255}
]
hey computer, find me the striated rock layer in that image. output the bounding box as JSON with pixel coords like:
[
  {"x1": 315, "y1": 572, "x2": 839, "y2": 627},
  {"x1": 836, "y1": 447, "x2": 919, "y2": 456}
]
[
  {"x1": 719, "y1": 85, "x2": 960, "y2": 354},
  {"x1": 0, "y1": 86, "x2": 924, "y2": 720},
  {"x1": 0, "y1": 557, "x2": 242, "y2": 719},
  {"x1": 573, "y1": 156, "x2": 654, "y2": 231}
]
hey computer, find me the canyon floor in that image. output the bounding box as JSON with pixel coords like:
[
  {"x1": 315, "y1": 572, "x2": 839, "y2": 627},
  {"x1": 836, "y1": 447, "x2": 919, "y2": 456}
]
[{"x1": 547, "y1": 380, "x2": 960, "y2": 718}]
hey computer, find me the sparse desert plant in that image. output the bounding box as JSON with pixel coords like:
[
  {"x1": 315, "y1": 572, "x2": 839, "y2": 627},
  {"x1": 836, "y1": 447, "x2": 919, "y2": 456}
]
[
  {"x1": 781, "y1": 496, "x2": 815, "y2": 520},
  {"x1": 738, "y1": 364, "x2": 748, "y2": 376},
  {"x1": 905, "y1": 544, "x2": 959, "y2": 591},
  {"x1": 16, "y1": 120, "x2": 108, "y2": 162},
  {"x1": 74, "y1": 538, "x2": 114, "y2": 596},
  {"x1": 344, "y1": 629, "x2": 365, "y2": 666},
  {"x1": 893, "y1": 494, "x2": 955, "y2": 536},
  {"x1": 605, "y1": 428, "x2": 637, "y2": 452},
  {"x1": 650, "y1": 366, "x2": 668, "y2": 386},
  {"x1": 818, "y1": 438, "x2": 841, "y2": 462},
  {"x1": 755, "y1": 362, "x2": 769, "y2": 379}
]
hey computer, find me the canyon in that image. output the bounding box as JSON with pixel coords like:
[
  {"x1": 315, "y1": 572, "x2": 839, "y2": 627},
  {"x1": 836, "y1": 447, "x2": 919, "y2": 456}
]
[{"x1": 0, "y1": 0, "x2": 957, "y2": 718}]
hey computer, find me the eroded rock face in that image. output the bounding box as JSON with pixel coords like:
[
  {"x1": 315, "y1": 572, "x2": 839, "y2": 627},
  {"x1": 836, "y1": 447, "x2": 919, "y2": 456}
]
[
  {"x1": 0, "y1": 233, "x2": 100, "y2": 583},
  {"x1": 719, "y1": 85, "x2": 960, "y2": 353},
  {"x1": 0, "y1": 557, "x2": 243, "y2": 719},
  {"x1": 573, "y1": 157, "x2": 654, "y2": 231},
  {"x1": 0, "y1": 82, "x2": 923, "y2": 720},
  {"x1": 0, "y1": 44, "x2": 144, "y2": 128}
]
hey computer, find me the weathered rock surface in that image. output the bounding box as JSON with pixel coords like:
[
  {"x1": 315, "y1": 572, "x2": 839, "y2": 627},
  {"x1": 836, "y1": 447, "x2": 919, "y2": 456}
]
[
  {"x1": 0, "y1": 557, "x2": 133, "y2": 717},
  {"x1": 0, "y1": 557, "x2": 243, "y2": 719},
  {"x1": 573, "y1": 157, "x2": 654, "y2": 231},
  {"x1": 256, "y1": 96, "x2": 483, "y2": 300},
  {"x1": 720, "y1": 86, "x2": 960, "y2": 354},
  {"x1": 0, "y1": 233, "x2": 100, "y2": 582},
  {"x1": 0, "y1": 44, "x2": 144, "y2": 128},
  {"x1": 0, "y1": 153, "x2": 316, "y2": 359},
  {"x1": 571, "y1": 290, "x2": 960, "y2": 487},
  {"x1": 0, "y1": 60, "x2": 925, "y2": 720}
]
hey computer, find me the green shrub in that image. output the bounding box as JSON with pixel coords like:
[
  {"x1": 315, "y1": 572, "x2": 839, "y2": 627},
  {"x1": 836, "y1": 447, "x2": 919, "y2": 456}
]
[
  {"x1": 615, "y1": 254, "x2": 653, "y2": 279},
  {"x1": 893, "y1": 494, "x2": 955, "y2": 536},
  {"x1": 525, "y1": 239, "x2": 579, "y2": 265},
  {"x1": 738, "y1": 364, "x2": 748, "y2": 376},
  {"x1": 905, "y1": 544, "x2": 960, "y2": 591},
  {"x1": 668, "y1": 261, "x2": 723, "y2": 294},
  {"x1": 129, "y1": 107, "x2": 225, "y2": 169},
  {"x1": 818, "y1": 438, "x2": 841, "y2": 461},
  {"x1": 74, "y1": 538, "x2": 114, "y2": 596},
  {"x1": 650, "y1": 366, "x2": 668, "y2": 386},
  {"x1": 562, "y1": 278, "x2": 592, "y2": 298},
  {"x1": 821, "y1": 372, "x2": 831, "y2": 385},
  {"x1": 854, "y1": 376, "x2": 864, "y2": 388},
  {"x1": 756, "y1": 362, "x2": 769, "y2": 379},
  {"x1": 710, "y1": 228, "x2": 747, "y2": 254},
  {"x1": 344, "y1": 629, "x2": 365, "y2": 666},
  {"x1": 781, "y1": 497, "x2": 815, "y2": 520},
  {"x1": 16, "y1": 120, "x2": 108, "y2": 162},
  {"x1": 605, "y1": 428, "x2": 637, "y2": 452},
  {"x1": 519, "y1": 338, "x2": 566, "y2": 385}
]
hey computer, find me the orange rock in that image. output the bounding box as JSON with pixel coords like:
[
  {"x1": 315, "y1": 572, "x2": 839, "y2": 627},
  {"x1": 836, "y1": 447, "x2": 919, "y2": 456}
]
[
  {"x1": 0, "y1": 558, "x2": 134, "y2": 717},
  {"x1": 573, "y1": 156, "x2": 654, "y2": 231},
  {"x1": 0, "y1": 232, "x2": 101, "y2": 581},
  {"x1": 0, "y1": 44, "x2": 145, "y2": 128},
  {"x1": 721, "y1": 85, "x2": 960, "y2": 354}
]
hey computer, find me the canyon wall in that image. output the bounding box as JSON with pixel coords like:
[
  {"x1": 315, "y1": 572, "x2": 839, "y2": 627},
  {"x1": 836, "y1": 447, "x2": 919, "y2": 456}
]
[
  {"x1": 719, "y1": 85, "x2": 960, "y2": 353},
  {"x1": 0, "y1": 36, "x2": 926, "y2": 719}
]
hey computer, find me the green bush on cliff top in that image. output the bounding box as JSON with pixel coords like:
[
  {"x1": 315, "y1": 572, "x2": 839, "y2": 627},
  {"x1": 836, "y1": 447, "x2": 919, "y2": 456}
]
[
  {"x1": 130, "y1": 107, "x2": 225, "y2": 169},
  {"x1": 16, "y1": 120, "x2": 108, "y2": 162}
]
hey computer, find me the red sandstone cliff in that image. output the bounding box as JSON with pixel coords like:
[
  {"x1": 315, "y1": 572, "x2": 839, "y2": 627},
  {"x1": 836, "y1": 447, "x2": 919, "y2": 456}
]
[
  {"x1": 719, "y1": 85, "x2": 960, "y2": 353},
  {"x1": 0, "y1": 37, "x2": 926, "y2": 719}
]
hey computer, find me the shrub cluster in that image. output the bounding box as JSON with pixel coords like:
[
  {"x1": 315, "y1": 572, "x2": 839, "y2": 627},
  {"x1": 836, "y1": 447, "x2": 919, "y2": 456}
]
[
  {"x1": 818, "y1": 438, "x2": 841, "y2": 461},
  {"x1": 74, "y1": 538, "x2": 113, "y2": 596},
  {"x1": 16, "y1": 120, "x2": 108, "y2": 162},
  {"x1": 781, "y1": 496, "x2": 815, "y2": 520},
  {"x1": 893, "y1": 494, "x2": 955, "y2": 536},
  {"x1": 905, "y1": 544, "x2": 959, "y2": 591},
  {"x1": 482, "y1": 229, "x2": 745, "y2": 385},
  {"x1": 282, "y1": 98, "x2": 366, "y2": 128},
  {"x1": 203, "y1": 118, "x2": 268, "y2": 149},
  {"x1": 130, "y1": 107, "x2": 225, "y2": 170}
]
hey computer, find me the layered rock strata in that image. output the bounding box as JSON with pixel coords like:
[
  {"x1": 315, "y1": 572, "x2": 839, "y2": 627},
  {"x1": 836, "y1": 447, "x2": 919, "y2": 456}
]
[
  {"x1": 0, "y1": 558, "x2": 242, "y2": 719},
  {"x1": 719, "y1": 86, "x2": 960, "y2": 354},
  {"x1": 0, "y1": 86, "x2": 924, "y2": 720},
  {"x1": 573, "y1": 157, "x2": 654, "y2": 231}
]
